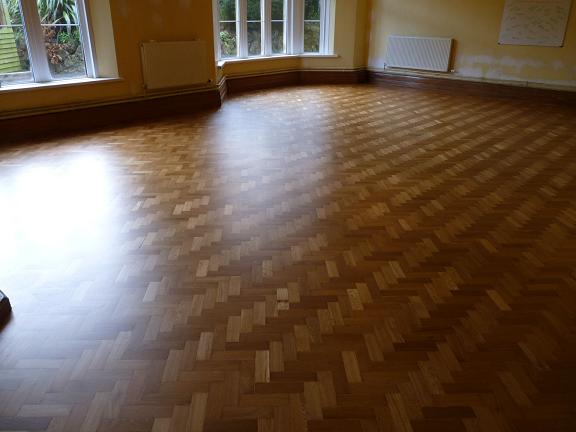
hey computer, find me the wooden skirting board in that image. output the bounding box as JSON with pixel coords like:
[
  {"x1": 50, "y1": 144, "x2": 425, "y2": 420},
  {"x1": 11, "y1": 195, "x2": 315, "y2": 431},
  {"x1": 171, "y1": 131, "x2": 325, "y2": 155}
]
[
  {"x1": 225, "y1": 71, "x2": 300, "y2": 94},
  {"x1": 224, "y1": 69, "x2": 368, "y2": 95},
  {"x1": 2, "y1": 68, "x2": 575, "y2": 143},
  {"x1": 367, "y1": 70, "x2": 576, "y2": 106},
  {"x1": 1, "y1": 87, "x2": 222, "y2": 143}
]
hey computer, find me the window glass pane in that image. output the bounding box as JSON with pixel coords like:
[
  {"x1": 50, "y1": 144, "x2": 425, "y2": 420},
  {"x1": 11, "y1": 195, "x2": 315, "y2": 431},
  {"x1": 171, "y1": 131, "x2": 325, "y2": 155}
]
[
  {"x1": 271, "y1": 21, "x2": 284, "y2": 54},
  {"x1": 304, "y1": 22, "x2": 320, "y2": 53},
  {"x1": 247, "y1": 21, "x2": 261, "y2": 56},
  {"x1": 37, "y1": 0, "x2": 86, "y2": 79},
  {"x1": 219, "y1": 0, "x2": 235, "y2": 21},
  {"x1": 271, "y1": 0, "x2": 284, "y2": 20},
  {"x1": 304, "y1": 0, "x2": 320, "y2": 20},
  {"x1": 247, "y1": 0, "x2": 260, "y2": 21},
  {"x1": 219, "y1": 22, "x2": 237, "y2": 57},
  {"x1": 0, "y1": 0, "x2": 32, "y2": 84},
  {"x1": 43, "y1": 25, "x2": 86, "y2": 79}
]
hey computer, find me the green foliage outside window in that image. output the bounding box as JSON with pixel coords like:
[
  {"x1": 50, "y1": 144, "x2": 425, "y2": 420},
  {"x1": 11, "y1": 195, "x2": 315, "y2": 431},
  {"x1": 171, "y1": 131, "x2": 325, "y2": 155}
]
[
  {"x1": 304, "y1": 0, "x2": 320, "y2": 20},
  {"x1": 220, "y1": 27, "x2": 237, "y2": 57},
  {"x1": 5, "y1": 0, "x2": 78, "y2": 25},
  {"x1": 304, "y1": 23, "x2": 320, "y2": 52},
  {"x1": 304, "y1": 0, "x2": 321, "y2": 52},
  {"x1": 219, "y1": 0, "x2": 235, "y2": 21}
]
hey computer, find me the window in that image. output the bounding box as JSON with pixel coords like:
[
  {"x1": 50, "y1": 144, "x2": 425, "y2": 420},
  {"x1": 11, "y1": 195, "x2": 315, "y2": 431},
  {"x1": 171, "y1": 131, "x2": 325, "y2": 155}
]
[
  {"x1": 214, "y1": 0, "x2": 332, "y2": 61},
  {"x1": 0, "y1": 0, "x2": 94, "y2": 86}
]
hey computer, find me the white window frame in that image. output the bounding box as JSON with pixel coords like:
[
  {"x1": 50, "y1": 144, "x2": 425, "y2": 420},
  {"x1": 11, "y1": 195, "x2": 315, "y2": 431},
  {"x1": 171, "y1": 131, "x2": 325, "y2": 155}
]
[
  {"x1": 214, "y1": 0, "x2": 332, "y2": 61},
  {"x1": 10, "y1": 0, "x2": 96, "y2": 83}
]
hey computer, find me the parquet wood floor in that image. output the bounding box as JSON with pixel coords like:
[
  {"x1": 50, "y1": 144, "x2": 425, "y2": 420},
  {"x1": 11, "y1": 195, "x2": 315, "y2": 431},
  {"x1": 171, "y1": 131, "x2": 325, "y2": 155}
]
[{"x1": 1, "y1": 85, "x2": 576, "y2": 432}]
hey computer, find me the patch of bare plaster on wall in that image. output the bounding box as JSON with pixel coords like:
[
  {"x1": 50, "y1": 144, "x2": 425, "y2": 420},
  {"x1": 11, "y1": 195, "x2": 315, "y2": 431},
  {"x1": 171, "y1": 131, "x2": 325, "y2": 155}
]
[
  {"x1": 457, "y1": 55, "x2": 544, "y2": 80},
  {"x1": 457, "y1": 55, "x2": 576, "y2": 87}
]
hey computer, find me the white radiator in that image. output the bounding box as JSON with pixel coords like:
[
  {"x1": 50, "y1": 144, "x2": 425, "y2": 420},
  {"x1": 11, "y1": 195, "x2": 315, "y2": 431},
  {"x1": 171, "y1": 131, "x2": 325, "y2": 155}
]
[
  {"x1": 385, "y1": 36, "x2": 453, "y2": 72},
  {"x1": 141, "y1": 41, "x2": 210, "y2": 90}
]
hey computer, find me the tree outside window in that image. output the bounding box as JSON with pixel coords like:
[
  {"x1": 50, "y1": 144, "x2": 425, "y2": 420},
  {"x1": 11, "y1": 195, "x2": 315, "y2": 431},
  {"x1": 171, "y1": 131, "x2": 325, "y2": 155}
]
[
  {"x1": 219, "y1": 0, "x2": 237, "y2": 58},
  {"x1": 304, "y1": 0, "x2": 320, "y2": 53}
]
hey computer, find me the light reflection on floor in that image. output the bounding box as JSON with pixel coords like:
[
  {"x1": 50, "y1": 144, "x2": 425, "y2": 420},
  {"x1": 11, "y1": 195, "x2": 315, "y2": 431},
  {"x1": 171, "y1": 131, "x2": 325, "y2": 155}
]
[{"x1": 0, "y1": 149, "x2": 119, "y2": 308}]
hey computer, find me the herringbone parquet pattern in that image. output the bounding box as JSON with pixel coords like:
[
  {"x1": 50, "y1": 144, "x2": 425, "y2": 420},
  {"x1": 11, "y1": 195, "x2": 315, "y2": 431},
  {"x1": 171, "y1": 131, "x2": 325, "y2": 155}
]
[{"x1": 1, "y1": 85, "x2": 576, "y2": 432}]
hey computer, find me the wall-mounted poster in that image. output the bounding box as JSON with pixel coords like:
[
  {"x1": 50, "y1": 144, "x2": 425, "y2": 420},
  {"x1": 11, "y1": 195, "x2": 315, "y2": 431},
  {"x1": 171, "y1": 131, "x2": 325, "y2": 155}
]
[{"x1": 499, "y1": 0, "x2": 572, "y2": 46}]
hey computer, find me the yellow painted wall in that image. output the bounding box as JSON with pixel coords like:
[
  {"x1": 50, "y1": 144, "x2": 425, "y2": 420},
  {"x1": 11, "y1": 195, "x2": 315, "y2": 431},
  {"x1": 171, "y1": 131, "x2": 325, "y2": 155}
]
[{"x1": 368, "y1": 0, "x2": 576, "y2": 88}]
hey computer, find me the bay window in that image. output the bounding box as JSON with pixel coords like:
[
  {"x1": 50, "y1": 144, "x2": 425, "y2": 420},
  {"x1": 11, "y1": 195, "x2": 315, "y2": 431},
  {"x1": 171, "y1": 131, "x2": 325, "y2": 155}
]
[
  {"x1": 214, "y1": 0, "x2": 332, "y2": 61},
  {"x1": 0, "y1": 0, "x2": 94, "y2": 86}
]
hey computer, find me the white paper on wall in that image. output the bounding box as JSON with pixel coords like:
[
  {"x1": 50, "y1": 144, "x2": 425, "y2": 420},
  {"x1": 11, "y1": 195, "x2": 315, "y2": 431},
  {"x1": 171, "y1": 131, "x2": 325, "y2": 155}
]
[{"x1": 499, "y1": 0, "x2": 572, "y2": 46}]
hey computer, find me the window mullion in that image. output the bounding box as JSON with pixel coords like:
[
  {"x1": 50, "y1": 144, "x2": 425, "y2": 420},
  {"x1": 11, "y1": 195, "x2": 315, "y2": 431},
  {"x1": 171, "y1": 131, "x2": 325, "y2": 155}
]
[
  {"x1": 212, "y1": 0, "x2": 221, "y2": 60},
  {"x1": 238, "y1": 0, "x2": 248, "y2": 58},
  {"x1": 263, "y1": 0, "x2": 271, "y2": 56},
  {"x1": 321, "y1": 0, "x2": 332, "y2": 55},
  {"x1": 285, "y1": 0, "x2": 291, "y2": 54},
  {"x1": 292, "y1": 0, "x2": 303, "y2": 54},
  {"x1": 319, "y1": 0, "x2": 326, "y2": 54},
  {"x1": 20, "y1": 0, "x2": 51, "y2": 82},
  {"x1": 76, "y1": 0, "x2": 97, "y2": 77}
]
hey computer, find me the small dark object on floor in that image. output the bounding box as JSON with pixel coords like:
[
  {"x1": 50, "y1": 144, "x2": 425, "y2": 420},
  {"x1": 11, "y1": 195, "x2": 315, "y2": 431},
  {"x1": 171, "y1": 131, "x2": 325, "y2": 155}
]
[{"x1": 0, "y1": 291, "x2": 11, "y2": 320}]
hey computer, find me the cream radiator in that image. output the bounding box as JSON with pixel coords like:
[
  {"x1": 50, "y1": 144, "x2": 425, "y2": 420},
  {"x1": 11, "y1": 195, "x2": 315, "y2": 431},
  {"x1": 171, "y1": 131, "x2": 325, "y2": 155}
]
[
  {"x1": 385, "y1": 36, "x2": 453, "y2": 73},
  {"x1": 141, "y1": 41, "x2": 210, "y2": 90}
]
